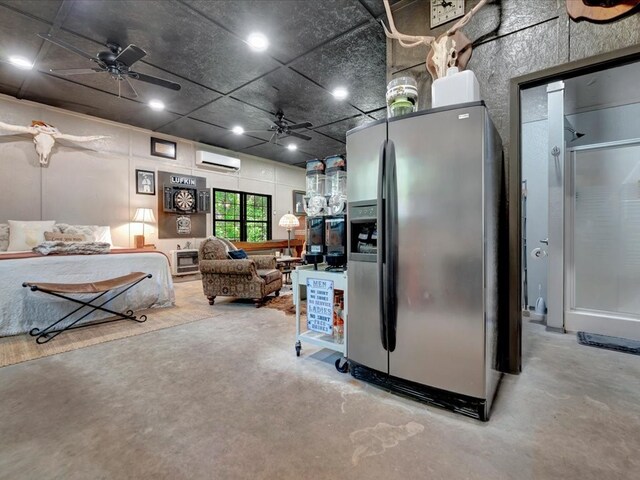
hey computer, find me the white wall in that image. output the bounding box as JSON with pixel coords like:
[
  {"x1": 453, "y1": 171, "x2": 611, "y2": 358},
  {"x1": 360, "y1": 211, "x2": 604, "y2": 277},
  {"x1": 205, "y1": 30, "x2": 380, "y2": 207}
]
[{"x1": 0, "y1": 94, "x2": 306, "y2": 255}]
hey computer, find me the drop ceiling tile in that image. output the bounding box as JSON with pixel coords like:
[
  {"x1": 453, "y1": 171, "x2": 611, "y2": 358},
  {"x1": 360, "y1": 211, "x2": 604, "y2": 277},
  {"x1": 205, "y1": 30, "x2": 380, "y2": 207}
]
[
  {"x1": 315, "y1": 115, "x2": 376, "y2": 143},
  {"x1": 23, "y1": 73, "x2": 181, "y2": 130},
  {"x1": 291, "y1": 22, "x2": 387, "y2": 113},
  {"x1": 359, "y1": 0, "x2": 401, "y2": 18},
  {"x1": 231, "y1": 67, "x2": 362, "y2": 128},
  {"x1": 284, "y1": 130, "x2": 345, "y2": 160},
  {"x1": 38, "y1": 30, "x2": 221, "y2": 115},
  {"x1": 184, "y1": 0, "x2": 370, "y2": 63},
  {"x1": 189, "y1": 97, "x2": 275, "y2": 141},
  {"x1": 368, "y1": 108, "x2": 387, "y2": 120},
  {"x1": 0, "y1": 7, "x2": 48, "y2": 68},
  {"x1": 0, "y1": 0, "x2": 63, "y2": 24},
  {"x1": 61, "y1": 0, "x2": 281, "y2": 93},
  {"x1": 241, "y1": 141, "x2": 313, "y2": 166},
  {"x1": 158, "y1": 117, "x2": 264, "y2": 151}
]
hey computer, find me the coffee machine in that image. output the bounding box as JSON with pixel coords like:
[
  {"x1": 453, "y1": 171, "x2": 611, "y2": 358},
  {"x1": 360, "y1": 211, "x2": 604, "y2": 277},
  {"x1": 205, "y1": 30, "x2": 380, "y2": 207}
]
[
  {"x1": 324, "y1": 155, "x2": 347, "y2": 270},
  {"x1": 304, "y1": 159, "x2": 326, "y2": 268}
]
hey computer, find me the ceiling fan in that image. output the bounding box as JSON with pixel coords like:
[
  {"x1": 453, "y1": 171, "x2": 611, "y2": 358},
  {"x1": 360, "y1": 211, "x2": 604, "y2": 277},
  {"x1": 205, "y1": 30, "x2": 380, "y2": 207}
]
[
  {"x1": 247, "y1": 110, "x2": 312, "y2": 144},
  {"x1": 37, "y1": 33, "x2": 181, "y2": 98}
]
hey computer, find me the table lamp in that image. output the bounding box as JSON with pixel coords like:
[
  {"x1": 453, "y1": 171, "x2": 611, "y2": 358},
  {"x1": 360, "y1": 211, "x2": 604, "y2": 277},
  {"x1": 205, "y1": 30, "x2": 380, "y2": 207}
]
[
  {"x1": 278, "y1": 212, "x2": 299, "y2": 257},
  {"x1": 132, "y1": 207, "x2": 156, "y2": 248}
]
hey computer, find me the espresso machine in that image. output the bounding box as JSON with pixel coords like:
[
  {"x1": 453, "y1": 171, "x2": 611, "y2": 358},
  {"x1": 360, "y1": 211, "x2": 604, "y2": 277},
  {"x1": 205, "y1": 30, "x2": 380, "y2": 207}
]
[
  {"x1": 304, "y1": 158, "x2": 326, "y2": 268},
  {"x1": 324, "y1": 155, "x2": 347, "y2": 270}
]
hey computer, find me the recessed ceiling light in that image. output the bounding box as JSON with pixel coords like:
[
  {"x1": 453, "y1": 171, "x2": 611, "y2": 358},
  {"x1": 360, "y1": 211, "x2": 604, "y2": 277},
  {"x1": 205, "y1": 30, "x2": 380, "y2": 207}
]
[
  {"x1": 287, "y1": 143, "x2": 297, "y2": 151},
  {"x1": 332, "y1": 87, "x2": 348, "y2": 100},
  {"x1": 9, "y1": 55, "x2": 33, "y2": 70},
  {"x1": 148, "y1": 99, "x2": 165, "y2": 111},
  {"x1": 247, "y1": 32, "x2": 269, "y2": 52},
  {"x1": 231, "y1": 126, "x2": 244, "y2": 135}
]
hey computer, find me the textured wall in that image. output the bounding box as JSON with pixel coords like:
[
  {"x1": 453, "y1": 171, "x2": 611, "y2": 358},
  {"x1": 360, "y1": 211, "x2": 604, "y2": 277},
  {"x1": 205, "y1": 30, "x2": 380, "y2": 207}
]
[{"x1": 386, "y1": 0, "x2": 640, "y2": 149}]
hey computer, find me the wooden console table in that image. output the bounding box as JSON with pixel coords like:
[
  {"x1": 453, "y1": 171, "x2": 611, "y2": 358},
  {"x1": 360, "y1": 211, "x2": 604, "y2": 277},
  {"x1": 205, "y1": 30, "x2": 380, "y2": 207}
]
[{"x1": 234, "y1": 239, "x2": 304, "y2": 257}]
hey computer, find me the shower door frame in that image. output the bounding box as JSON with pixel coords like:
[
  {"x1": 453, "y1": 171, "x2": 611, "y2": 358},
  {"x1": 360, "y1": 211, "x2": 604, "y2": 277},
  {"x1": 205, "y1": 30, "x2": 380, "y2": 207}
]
[{"x1": 564, "y1": 139, "x2": 640, "y2": 340}]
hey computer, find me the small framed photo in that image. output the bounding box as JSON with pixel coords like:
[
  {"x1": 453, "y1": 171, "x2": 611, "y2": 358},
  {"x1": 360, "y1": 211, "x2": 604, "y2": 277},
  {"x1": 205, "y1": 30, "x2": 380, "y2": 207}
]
[
  {"x1": 292, "y1": 190, "x2": 306, "y2": 216},
  {"x1": 150, "y1": 137, "x2": 177, "y2": 159},
  {"x1": 136, "y1": 169, "x2": 155, "y2": 195}
]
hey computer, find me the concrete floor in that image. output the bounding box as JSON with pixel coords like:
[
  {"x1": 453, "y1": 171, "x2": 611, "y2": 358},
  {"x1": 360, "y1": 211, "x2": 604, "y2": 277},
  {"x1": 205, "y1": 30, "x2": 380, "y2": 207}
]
[{"x1": 1, "y1": 281, "x2": 639, "y2": 480}]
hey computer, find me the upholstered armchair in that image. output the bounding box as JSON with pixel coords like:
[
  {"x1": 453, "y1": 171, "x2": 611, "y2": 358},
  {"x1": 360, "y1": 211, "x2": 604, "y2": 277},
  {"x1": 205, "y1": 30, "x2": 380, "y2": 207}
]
[{"x1": 198, "y1": 236, "x2": 282, "y2": 307}]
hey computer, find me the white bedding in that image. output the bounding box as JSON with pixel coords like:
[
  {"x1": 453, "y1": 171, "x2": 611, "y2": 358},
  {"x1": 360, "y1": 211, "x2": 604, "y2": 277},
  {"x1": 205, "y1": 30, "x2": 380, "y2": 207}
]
[{"x1": 0, "y1": 252, "x2": 175, "y2": 336}]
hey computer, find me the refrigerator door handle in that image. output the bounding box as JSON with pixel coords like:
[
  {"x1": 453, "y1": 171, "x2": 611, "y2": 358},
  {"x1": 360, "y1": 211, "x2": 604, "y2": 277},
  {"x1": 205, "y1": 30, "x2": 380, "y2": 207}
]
[
  {"x1": 377, "y1": 139, "x2": 388, "y2": 351},
  {"x1": 386, "y1": 140, "x2": 398, "y2": 352}
]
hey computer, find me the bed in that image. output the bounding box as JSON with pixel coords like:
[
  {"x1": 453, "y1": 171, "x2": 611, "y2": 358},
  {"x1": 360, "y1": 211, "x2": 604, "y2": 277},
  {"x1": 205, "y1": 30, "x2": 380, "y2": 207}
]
[{"x1": 0, "y1": 249, "x2": 175, "y2": 336}]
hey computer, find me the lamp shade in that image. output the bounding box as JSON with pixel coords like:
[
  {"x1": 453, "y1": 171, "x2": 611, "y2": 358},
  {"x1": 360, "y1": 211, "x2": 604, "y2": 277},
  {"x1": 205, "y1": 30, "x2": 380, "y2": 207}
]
[
  {"x1": 278, "y1": 212, "x2": 299, "y2": 230},
  {"x1": 132, "y1": 208, "x2": 156, "y2": 224}
]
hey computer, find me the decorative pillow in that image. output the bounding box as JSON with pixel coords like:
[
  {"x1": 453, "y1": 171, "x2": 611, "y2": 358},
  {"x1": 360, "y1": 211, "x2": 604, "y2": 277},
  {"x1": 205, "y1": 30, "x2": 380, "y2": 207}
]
[
  {"x1": 32, "y1": 241, "x2": 111, "y2": 256},
  {"x1": 7, "y1": 220, "x2": 55, "y2": 251},
  {"x1": 94, "y1": 226, "x2": 113, "y2": 246},
  {"x1": 53, "y1": 223, "x2": 69, "y2": 233},
  {"x1": 228, "y1": 249, "x2": 248, "y2": 259},
  {"x1": 63, "y1": 225, "x2": 100, "y2": 240},
  {"x1": 44, "y1": 231, "x2": 87, "y2": 242},
  {"x1": 218, "y1": 237, "x2": 237, "y2": 253},
  {"x1": 0, "y1": 223, "x2": 9, "y2": 252}
]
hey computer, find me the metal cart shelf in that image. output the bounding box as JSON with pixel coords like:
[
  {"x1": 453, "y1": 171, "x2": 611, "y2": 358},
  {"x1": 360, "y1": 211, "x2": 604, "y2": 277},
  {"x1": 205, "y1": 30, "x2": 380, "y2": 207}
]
[{"x1": 292, "y1": 264, "x2": 347, "y2": 358}]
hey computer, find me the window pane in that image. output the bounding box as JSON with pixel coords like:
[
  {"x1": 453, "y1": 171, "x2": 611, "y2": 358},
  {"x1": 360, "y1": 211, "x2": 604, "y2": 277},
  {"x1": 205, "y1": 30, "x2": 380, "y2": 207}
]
[{"x1": 247, "y1": 222, "x2": 267, "y2": 242}]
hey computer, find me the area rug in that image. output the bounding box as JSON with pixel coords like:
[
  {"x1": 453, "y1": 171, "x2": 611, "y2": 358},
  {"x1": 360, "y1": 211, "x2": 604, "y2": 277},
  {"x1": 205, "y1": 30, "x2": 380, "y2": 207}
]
[
  {"x1": 0, "y1": 281, "x2": 220, "y2": 368},
  {"x1": 263, "y1": 293, "x2": 306, "y2": 317},
  {"x1": 577, "y1": 331, "x2": 640, "y2": 356}
]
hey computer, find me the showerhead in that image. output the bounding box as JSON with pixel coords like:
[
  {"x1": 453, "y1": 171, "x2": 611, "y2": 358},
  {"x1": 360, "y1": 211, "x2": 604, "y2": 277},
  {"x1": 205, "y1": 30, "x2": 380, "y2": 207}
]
[{"x1": 563, "y1": 117, "x2": 586, "y2": 142}]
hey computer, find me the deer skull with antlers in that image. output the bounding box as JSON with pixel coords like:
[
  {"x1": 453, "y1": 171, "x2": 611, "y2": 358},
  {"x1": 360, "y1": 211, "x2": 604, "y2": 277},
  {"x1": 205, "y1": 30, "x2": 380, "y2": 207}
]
[
  {"x1": 0, "y1": 120, "x2": 108, "y2": 166},
  {"x1": 382, "y1": 0, "x2": 489, "y2": 80}
]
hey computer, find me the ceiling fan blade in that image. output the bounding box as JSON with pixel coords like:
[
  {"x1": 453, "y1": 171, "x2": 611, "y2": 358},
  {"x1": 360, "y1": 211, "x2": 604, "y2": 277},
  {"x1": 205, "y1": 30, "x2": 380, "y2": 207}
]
[
  {"x1": 269, "y1": 131, "x2": 278, "y2": 144},
  {"x1": 124, "y1": 76, "x2": 138, "y2": 98},
  {"x1": 287, "y1": 122, "x2": 313, "y2": 130},
  {"x1": 129, "y1": 71, "x2": 181, "y2": 91},
  {"x1": 115, "y1": 44, "x2": 146, "y2": 66},
  {"x1": 49, "y1": 67, "x2": 104, "y2": 75},
  {"x1": 285, "y1": 130, "x2": 312, "y2": 141},
  {"x1": 37, "y1": 33, "x2": 97, "y2": 62}
]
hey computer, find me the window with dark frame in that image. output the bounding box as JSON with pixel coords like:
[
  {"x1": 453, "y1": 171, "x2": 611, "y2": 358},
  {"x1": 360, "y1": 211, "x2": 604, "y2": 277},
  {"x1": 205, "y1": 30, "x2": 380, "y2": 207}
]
[{"x1": 213, "y1": 189, "x2": 272, "y2": 242}]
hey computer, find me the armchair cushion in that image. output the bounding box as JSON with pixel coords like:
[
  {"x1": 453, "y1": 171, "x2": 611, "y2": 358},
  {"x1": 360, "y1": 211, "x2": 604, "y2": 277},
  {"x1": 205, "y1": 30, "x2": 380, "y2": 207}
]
[{"x1": 200, "y1": 259, "x2": 256, "y2": 275}]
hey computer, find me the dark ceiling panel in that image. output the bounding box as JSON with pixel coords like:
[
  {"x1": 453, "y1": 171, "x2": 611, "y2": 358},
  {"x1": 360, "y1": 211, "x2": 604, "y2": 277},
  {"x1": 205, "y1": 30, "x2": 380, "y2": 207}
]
[
  {"x1": 368, "y1": 108, "x2": 387, "y2": 120},
  {"x1": 189, "y1": 97, "x2": 275, "y2": 141},
  {"x1": 157, "y1": 117, "x2": 264, "y2": 151},
  {"x1": 37, "y1": 30, "x2": 221, "y2": 115},
  {"x1": 184, "y1": 0, "x2": 370, "y2": 63},
  {"x1": 0, "y1": 0, "x2": 63, "y2": 24},
  {"x1": 291, "y1": 22, "x2": 387, "y2": 113},
  {"x1": 315, "y1": 115, "x2": 376, "y2": 142},
  {"x1": 0, "y1": 7, "x2": 47, "y2": 65},
  {"x1": 284, "y1": 130, "x2": 345, "y2": 159},
  {"x1": 359, "y1": 0, "x2": 402, "y2": 18},
  {"x1": 61, "y1": 0, "x2": 281, "y2": 93},
  {"x1": 23, "y1": 73, "x2": 181, "y2": 130},
  {"x1": 231, "y1": 67, "x2": 362, "y2": 128},
  {"x1": 241, "y1": 141, "x2": 312, "y2": 166}
]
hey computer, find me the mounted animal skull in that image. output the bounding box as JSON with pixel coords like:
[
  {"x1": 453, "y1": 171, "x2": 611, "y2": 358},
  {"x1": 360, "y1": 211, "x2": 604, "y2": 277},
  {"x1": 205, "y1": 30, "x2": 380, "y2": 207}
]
[
  {"x1": 382, "y1": 0, "x2": 488, "y2": 80},
  {"x1": 0, "y1": 120, "x2": 107, "y2": 165}
]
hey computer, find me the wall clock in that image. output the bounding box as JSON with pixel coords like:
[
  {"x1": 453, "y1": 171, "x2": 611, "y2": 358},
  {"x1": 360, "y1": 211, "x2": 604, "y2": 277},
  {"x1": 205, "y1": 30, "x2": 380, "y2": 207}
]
[{"x1": 430, "y1": 0, "x2": 465, "y2": 29}]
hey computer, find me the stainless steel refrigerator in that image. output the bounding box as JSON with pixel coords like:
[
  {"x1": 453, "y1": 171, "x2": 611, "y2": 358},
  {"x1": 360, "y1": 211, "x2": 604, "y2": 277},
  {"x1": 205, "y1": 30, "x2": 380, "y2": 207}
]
[{"x1": 346, "y1": 102, "x2": 503, "y2": 421}]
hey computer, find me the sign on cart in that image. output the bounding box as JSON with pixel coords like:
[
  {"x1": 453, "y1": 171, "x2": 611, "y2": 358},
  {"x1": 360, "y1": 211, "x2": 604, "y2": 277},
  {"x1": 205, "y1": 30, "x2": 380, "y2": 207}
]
[{"x1": 306, "y1": 278, "x2": 334, "y2": 335}]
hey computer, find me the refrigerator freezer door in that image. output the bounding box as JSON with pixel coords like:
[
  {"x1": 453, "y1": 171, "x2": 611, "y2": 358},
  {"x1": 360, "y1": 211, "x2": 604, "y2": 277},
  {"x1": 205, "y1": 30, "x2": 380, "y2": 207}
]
[
  {"x1": 346, "y1": 121, "x2": 388, "y2": 373},
  {"x1": 388, "y1": 106, "x2": 488, "y2": 399}
]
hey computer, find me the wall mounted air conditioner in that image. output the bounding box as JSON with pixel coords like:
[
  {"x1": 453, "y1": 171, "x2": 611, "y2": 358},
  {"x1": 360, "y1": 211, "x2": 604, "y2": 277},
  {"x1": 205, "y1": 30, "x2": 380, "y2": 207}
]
[{"x1": 195, "y1": 150, "x2": 241, "y2": 172}]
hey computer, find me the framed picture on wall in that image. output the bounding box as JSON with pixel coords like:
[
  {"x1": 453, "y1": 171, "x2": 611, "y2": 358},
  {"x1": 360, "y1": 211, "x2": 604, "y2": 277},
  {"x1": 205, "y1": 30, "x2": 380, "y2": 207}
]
[
  {"x1": 150, "y1": 137, "x2": 177, "y2": 159},
  {"x1": 136, "y1": 169, "x2": 155, "y2": 195},
  {"x1": 292, "y1": 190, "x2": 306, "y2": 216}
]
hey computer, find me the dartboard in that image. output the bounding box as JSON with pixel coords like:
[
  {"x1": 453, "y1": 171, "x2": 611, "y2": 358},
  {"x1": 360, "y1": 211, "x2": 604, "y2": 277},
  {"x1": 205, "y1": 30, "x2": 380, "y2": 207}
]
[{"x1": 174, "y1": 189, "x2": 195, "y2": 211}]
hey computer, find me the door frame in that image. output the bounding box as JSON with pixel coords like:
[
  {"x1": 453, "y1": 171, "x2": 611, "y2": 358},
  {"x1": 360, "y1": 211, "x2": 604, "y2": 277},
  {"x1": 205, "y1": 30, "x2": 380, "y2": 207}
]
[{"x1": 507, "y1": 44, "x2": 640, "y2": 374}]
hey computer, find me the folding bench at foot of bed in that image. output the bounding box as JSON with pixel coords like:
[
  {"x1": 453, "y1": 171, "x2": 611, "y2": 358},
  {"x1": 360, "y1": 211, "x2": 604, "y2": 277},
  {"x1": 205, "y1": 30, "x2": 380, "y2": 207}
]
[{"x1": 22, "y1": 272, "x2": 152, "y2": 344}]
